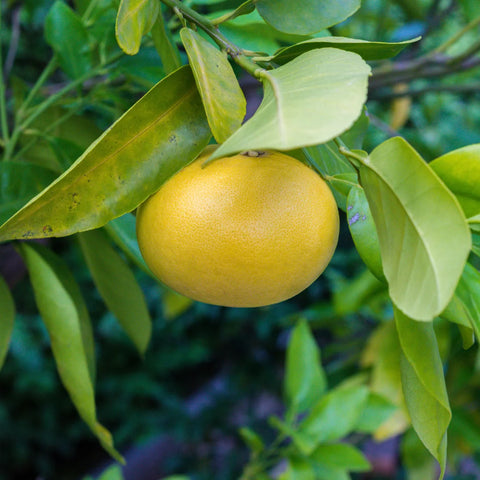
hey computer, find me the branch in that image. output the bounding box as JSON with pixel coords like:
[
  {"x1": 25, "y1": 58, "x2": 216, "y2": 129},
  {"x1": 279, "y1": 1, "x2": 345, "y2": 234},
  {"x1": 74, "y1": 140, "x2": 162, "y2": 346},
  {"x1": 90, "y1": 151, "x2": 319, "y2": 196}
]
[
  {"x1": 3, "y1": 5, "x2": 21, "y2": 80},
  {"x1": 371, "y1": 82, "x2": 480, "y2": 100}
]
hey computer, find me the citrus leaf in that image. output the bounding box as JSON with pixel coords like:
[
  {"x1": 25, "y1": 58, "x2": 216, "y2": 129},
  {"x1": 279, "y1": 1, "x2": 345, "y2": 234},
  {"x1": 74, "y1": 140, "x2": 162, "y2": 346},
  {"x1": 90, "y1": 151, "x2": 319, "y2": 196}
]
[
  {"x1": 333, "y1": 268, "x2": 386, "y2": 316},
  {"x1": 256, "y1": 0, "x2": 360, "y2": 35},
  {"x1": 115, "y1": 0, "x2": 160, "y2": 55},
  {"x1": 209, "y1": 49, "x2": 370, "y2": 161},
  {"x1": 78, "y1": 229, "x2": 152, "y2": 356},
  {"x1": 285, "y1": 319, "x2": 327, "y2": 414},
  {"x1": 0, "y1": 274, "x2": 15, "y2": 370},
  {"x1": 180, "y1": 28, "x2": 246, "y2": 143},
  {"x1": 430, "y1": 143, "x2": 480, "y2": 218},
  {"x1": 455, "y1": 263, "x2": 480, "y2": 342},
  {"x1": 213, "y1": 1, "x2": 256, "y2": 23},
  {"x1": 105, "y1": 213, "x2": 151, "y2": 275},
  {"x1": 297, "y1": 385, "x2": 369, "y2": 453},
  {"x1": 325, "y1": 173, "x2": 358, "y2": 212},
  {"x1": 97, "y1": 465, "x2": 124, "y2": 480},
  {"x1": 362, "y1": 321, "x2": 409, "y2": 440},
  {"x1": 395, "y1": 307, "x2": 451, "y2": 478},
  {"x1": 0, "y1": 162, "x2": 57, "y2": 225},
  {"x1": 469, "y1": 214, "x2": 480, "y2": 232},
  {"x1": 239, "y1": 427, "x2": 264, "y2": 453},
  {"x1": 440, "y1": 293, "x2": 475, "y2": 349},
  {"x1": 0, "y1": 66, "x2": 211, "y2": 242},
  {"x1": 44, "y1": 2, "x2": 92, "y2": 79},
  {"x1": 272, "y1": 36, "x2": 421, "y2": 64},
  {"x1": 347, "y1": 186, "x2": 384, "y2": 280},
  {"x1": 311, "y1": 443, "x2": 371, "y2": 472},
  {"x1": 19, "y1": 243, "x2": 123, "y2": 462},
  {"x1": 359, "y1": 137, "x2": 471, "y2": 321},
  {"x1": 401, "y1": 428, "x2": 436, "y2": 480},
  {"x1": 354, "y1": 392, "x2": 396, "y2": 434},
  {"x1": 279, "y1": 458, "x2": 316, "y2": 480},
  {"x1": 151, "y1": 12, "x2": 181, "y2": 73}
]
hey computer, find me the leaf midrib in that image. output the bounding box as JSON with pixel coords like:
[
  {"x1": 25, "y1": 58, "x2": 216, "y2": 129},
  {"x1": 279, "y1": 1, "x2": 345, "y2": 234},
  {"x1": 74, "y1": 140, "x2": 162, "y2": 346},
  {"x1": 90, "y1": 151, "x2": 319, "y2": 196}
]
[
  {"x1": 362, "y1": 158, "x2": 443, "y2": 310},
  {"x1": 2, "y1": 84, "x2": 197, "y2": 231}
]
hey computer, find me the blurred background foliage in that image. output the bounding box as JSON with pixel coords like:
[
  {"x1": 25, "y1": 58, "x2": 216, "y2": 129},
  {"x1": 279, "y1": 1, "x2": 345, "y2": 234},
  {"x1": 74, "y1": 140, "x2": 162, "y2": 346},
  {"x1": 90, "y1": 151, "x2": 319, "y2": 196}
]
[{"x1": 1, "y1": 0, "x2": 480, "y2": 479}]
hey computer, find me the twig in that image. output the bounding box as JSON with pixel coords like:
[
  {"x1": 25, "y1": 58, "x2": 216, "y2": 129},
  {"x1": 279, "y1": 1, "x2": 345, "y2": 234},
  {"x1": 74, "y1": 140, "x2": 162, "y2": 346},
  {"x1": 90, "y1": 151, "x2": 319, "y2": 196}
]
[
  {"x1": 3, "y1": 5, "x2": 21, "y2": 80},
  {"x1": 368, "y1": 113, "x2": 401, "y2": 138},
  {"x1": 160, "y1": 0, "x2": 262, "y2": 78},
  {"x1": 0, "y1": 2, "x2": 10, "y2": 145},
  {"x1": 371, "y1": 82, "x2": 480, "y2": 100}
]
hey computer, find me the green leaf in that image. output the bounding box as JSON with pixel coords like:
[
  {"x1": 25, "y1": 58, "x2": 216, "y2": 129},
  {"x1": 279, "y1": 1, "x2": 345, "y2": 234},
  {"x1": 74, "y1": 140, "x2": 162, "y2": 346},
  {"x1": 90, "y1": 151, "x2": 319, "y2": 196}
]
[
  {"x1": 211, "y1": 1, "x2": 256, "y2": 24},
  {"x1": 285, "y1": 319, "x2": 327, "y2": 414},
  {"x1": 430, "y1": 144, "x2": 480, "y2": 218},
  {"x1": 161, "y1": 477, "x2": 190, "y2": 480},
  {"x1": 395, "y1": 307, "x2": 451, "y2": 478},
  {"x1": 347, "y1": 186, "x2": 384, "y2": 281},
  {"x1": 151, "y1": 11, "x2": 181, "y2": 73},
  {"x1": 401, "y1": 428, "x2": 436, "y2": 480},
  {"x1": 440, "y1": 293, "x2": 475, "y2": 349},
  {"x1": 105, "y1": 213, "x2": 150, "y2": 275},
  {"x1": 180, "y1": 28, "x2": 246, "y2": 143},
  {"x1": 162, "y1": 289, "x2": 193, "y2": 320},
  {"x1": 0, "y1": 274, "x2": 15, "y2": 369},
  {"x1": 297, "y1": 385, "x2": 369, "y2": 453},
  {"x1": 333, "y1": 268, "x2": 386, "y2": 316},
  {"x1": 280, "y1": 458, "x2": 316, "y2": 480},
  {"x1": 256, "y1": 0, "x2": 360, "y2": 35},
  {"x1": 354, "y1": 392, "x2": 396, "y2": 434},
  {"x1": 209, "y1": 49, "x2": 370, "y2": 161},
  {"x1": 115, "y1": 0, "x2": 160, "y2": 55},
  {"x1": 239, "y1": 427, "x2": 264, "y2": 453},
  {"x1": 303, "y1": 142, "x2": 357, "y2": 211},
  {"x1": 97, "y1": 465, "x2": 124, "y2": 480},
  {"x1": 19, "y1": 243, "x2": 123, "y2": 462},
  {"x1": 359, "y1": 137, "x2": 471, "y2": 321},
  {"x1": 361, "y1": 320, "x2": 409, "y2": 440},
  {"x1": 469, "y1": 213, "x2": 480, "y2": 231},
  {"x1": 455, "y1": 263, "x2": 480, "y2": 342},
  {"x1": 341, "y1": 107, "x2": 370, "y2": 150},
  {"x1": 311, "y1": 443, "x2": 370, "y2": 472},
  {"x1": 0, "y1": 66, "x2": 211, "y2": 242},
  {"x1": 0, "y1": 162, "x2": 58, "y2": 225},
  {"x1": 78, "y1": 229, "x2": 152, "y2": 356},
  {"x1": 473, "y1": 233, "x2": 480, "y2": 257},
  {"x1": 272, "y1": 36, "x2": 421, "y2": 64},
  {"x1": 45, "y1": 1, "x2": 92, "y2": 79},
  {"x1": 324, "y1": 173, "x2": 358, "y2": 212}
]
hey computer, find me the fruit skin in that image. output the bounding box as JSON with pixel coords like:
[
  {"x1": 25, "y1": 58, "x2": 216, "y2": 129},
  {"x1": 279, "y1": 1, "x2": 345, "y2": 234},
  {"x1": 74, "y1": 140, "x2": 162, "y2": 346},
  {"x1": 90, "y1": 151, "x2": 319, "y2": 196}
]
[{"x1": 136, "y1": 149, "x2": 339, "y2": 308}]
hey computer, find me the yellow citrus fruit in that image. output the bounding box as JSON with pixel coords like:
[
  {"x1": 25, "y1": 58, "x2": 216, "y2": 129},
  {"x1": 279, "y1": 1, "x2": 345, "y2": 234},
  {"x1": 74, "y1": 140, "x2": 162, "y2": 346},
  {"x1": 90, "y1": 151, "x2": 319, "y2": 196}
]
[{"x1": 136, "y1": 149, "x2": 339, "y2": 307}]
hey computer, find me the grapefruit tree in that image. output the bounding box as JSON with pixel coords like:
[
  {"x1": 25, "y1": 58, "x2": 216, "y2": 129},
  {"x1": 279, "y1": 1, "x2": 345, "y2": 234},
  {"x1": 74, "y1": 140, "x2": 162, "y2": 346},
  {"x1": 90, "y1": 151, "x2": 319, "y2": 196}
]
[{"x1": 0, "y1": 0, "x2": 480, "y2": 478}]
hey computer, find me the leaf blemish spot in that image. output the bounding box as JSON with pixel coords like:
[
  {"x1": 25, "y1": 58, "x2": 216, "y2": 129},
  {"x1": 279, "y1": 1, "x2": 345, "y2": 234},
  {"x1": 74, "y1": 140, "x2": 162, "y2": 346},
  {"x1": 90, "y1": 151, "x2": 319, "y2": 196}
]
[
  {"x1": 42, "y1": 225, "x2": 53, "y2": 234},
  {"x1": 347, "y1": 205, "x2": 353, "y2": 211},
  {"x1": 169, "y1": 135, "x2": 177, "y2": 143},
  {"x1": 349, "y1": 213, "x2": 360, "y2": 225}
]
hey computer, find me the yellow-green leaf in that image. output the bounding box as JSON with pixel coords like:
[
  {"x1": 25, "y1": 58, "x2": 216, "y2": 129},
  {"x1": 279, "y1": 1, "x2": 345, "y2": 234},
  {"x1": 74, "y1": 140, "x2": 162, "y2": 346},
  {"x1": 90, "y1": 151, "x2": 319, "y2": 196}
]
[
  {"x1": 0, "y1": 66, "x2": 210, "y2": 242},
  {"x1": 116, "y1": 0, "x2": 160, "y2": 55},
  {"x1": 181, "y1": 28, "x2": 246, "y2": 143},
  {"x1": 359, "y1": 137, "x2": 471, "y2": 321},
  {"x1": 0, "y1": 274, "x2": 15, "y2": 369},
  {"x1": 78, "y1": 229, "x2": 152, "y2": 356},
  {"x1": 209, "y1": 49, "x2": 370, "y2": 161},
  {"x1": 19, "y1": 243, "x2": 123, "y2": 462},
  {"x1": 395, "y1": 307, "x2": 451, "y2": 479}
]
